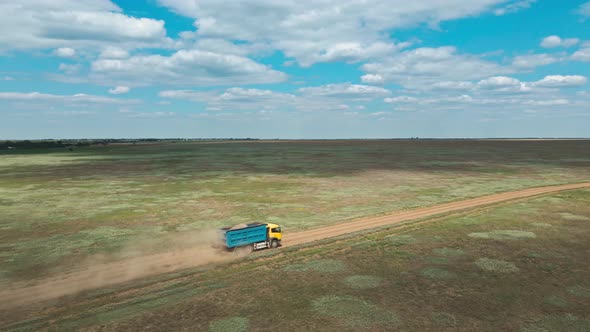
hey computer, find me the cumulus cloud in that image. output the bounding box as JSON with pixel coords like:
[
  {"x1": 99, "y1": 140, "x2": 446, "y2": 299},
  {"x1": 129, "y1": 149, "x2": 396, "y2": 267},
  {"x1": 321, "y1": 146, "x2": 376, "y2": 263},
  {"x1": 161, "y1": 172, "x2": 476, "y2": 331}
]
[
  {"x1": 99, "y1": 47, "x2": 130, "y2": 59},
  {"x1": 298, "y1": 83, "x2": 391, "y2": 99},
  {"x1": 108, "y1": 86, "x2": 130, "y2": 94},
  {"x1": 158, "y1": 0, "x2": 514, "y2": 66},
  {"x1": 0, "y1": 92, "x2": 139, "y2": 104},
  {"x1": 378, "y1": 72, "x2": 588, "y2": 113},
  {"x1": 90, "y1": 49, "x2": 287, "y2": 86},
  {"x1": 55, "y1": 47, "x2": 76, "y2": 58},
  {"x1": 523, "y1": 99, "x2": 569, "y2": 106},
  {"x1": 384, "y1": 96, "x2": 418, "y2": 103},
  {"x1": 161, "y1": 83, "x2": 389, "y2": 112},
  {"x1": 293, "y1": 41, "x2": 403, "y2": 67},
  {"x1": 531, "y1": 75, "x2": 587, "y2": 88},
  {"x1": 540, "y1": 35, "x2": 579, "y2": 48},
  {"x1": 512, "y1": 53, "x2": 560, "y2": 69},
  {"x1": 361, "y1": 46, "x2": 513, "y2": 88},
  {"x1": 383, "y1": 93, "x2": 575, "y2": 112},
  {"x1": 477, "y1": 76, "x2": 522, "y2": 89},
  {"x1": 361, "y1": 74, "x2": 385, "y2": 85},
  {"x1": 162, "y1": 88, "x2": 297, "y2": 111},
  {"x1": 472, "y1": 76, "x2": 534, "y2": 94},
  {"x1": 431, "y1": 81, "x2": 475, "y2": 91},
  {"x1": 571, "y1": 48, "x2": 590, "y2": 62},
  {"x1": 0, "y1": 0, "x2": 168, "y2": 52}
]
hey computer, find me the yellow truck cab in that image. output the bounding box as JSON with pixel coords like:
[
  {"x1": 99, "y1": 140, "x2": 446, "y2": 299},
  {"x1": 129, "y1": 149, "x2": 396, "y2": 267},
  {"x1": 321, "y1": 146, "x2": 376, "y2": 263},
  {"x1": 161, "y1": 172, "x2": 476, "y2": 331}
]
[{"x1": 266, "y1": 222, "x2": 282, "y2": 248}]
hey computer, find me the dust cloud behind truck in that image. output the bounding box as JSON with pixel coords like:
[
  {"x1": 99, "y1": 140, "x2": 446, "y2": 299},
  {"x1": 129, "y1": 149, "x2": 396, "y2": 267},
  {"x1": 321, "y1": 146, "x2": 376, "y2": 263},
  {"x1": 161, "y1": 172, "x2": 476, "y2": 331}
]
[{"x1": 218, "y1": 222, "x2": 282, "y2": 255}]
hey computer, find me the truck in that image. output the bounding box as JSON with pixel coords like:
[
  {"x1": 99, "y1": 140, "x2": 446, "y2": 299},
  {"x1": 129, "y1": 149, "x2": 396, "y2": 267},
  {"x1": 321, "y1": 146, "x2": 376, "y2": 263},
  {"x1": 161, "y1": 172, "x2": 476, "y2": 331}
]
[{"x1": 218, "y1": 222, "x2": 282, "y2": 255}]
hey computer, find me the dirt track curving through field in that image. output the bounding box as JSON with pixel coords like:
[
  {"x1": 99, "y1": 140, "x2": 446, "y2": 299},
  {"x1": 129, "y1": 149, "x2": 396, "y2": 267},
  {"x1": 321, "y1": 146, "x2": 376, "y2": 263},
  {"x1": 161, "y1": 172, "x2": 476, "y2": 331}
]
[
  {"x1": 284, "y1": 182, "x2": 590, "y2": 246},
  {"x1": 1, "y1": 182, "x2": 589, "y2": 309}
]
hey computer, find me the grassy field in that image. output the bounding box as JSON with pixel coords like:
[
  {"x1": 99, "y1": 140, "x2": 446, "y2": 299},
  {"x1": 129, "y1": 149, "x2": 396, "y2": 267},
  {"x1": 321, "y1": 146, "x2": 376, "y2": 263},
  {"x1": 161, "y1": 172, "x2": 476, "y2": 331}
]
[
  {"x1": 3, "y1": 189, "x2": 590, "y2": 331},
  {"x1": 1, "y1": 140, "x2": 590, "y2": 282}
]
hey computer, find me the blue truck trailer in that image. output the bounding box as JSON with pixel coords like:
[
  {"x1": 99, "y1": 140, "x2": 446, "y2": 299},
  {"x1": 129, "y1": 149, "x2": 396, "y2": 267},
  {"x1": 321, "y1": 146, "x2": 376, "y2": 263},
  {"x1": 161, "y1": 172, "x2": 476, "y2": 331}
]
[{"x1": 218, "y1": 222, "x2": 282, "y2": 255}]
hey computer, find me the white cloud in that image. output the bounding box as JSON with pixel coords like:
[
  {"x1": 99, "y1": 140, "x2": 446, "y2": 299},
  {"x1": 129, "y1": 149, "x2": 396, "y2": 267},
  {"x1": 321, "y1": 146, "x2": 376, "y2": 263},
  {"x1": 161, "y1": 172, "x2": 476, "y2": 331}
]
[
  {"x1": 376, "y1": 72, "x2": 589, "y2": 113},
  {"x1": 160, "y1": 88, "x2": 297, "y2": 111},
  {"x1": 91, "y1": 49, "x2": 287, "y2": 86},
  {"x1": 562, "y1": 39, "x2": 579, "y2": 47},
  {"x1": 175, "y1": 35, "x2": 272, "y2": 58},
  {"x1": 384, "y1": 96, "x2": 418, "y2": 103},
  {"x1": 477, "y1": 76, "x2": 522, "y2": 89},
  {"x1": 494, "y1": 0, "x2": 536, "y2": 16},
  {"x1": 523, "y1": 99, "x2": 569, "y2": 106},
  {"x1": 361, "y1": 46, "x2": 512, "y2": 88},
  {"x1": 540, "y1": 35, "x2": 579, "y2": 48},
  {"x1": 59, "y1": 63, "x2": 81, "y2": 75},
  {"x1": 540, "y1": 36, "x2": 561, "y2": 48},
  {"x1": 0, "y1": 0, "x2": 168, "y2": 52},
  {"x1": 531, "y1": 75, "x2": 587, "y2": 88},
  {"x1": 216, "y1": 88, "x2": 296, "y2": 109},
  {"x1": 431, "y1": 81, "x2": 475, "y2": 91},
  {"x1": 291, "y1": 41, "x2": 404, "y2": 68},
  {"x1": 361, "y1": 74, "x2": 385, "y2": 85},
  {"x1": 2, "y1": 76, "x2": 15, "y2": 81},
  {"x1": 161, "y1": 83, "x2": 389, "y2": 112},
  {"x1": 572, "y1": 48, "x2": 590, "y2": 62},
  {"x1": 158, "y1": 0, "x2": 513, "y2": 66},
  {"x1": 0, "y1": 92, "x2": 139, "y2": 104},
  {"x1": 159, "y1": 90, "x2": 217, "y2": 102},
  {"x1": 298, "y1": 83, "x2": 391, "y2": 99},
  {"x1": 108, "y1": 86, "x2": 130, "y2": 94},
  {"x1": 579, "y1": 1, "x2": 590, "y2": 17},
  {"x1": 99, "y1": 47, "x2": 130, "y2": 59},
  {"x1": 55, "y1": 47, "x2": 76, "y2": 58},
  {"x1": 124, "y1": 111, "x2": 175, "y2": 118},
  {"x1": 476, "y1": 76, "x2": 534, "y2": 94},
  {"x1": 512, "y1": 53, "x2": 560, "y2": 69}
]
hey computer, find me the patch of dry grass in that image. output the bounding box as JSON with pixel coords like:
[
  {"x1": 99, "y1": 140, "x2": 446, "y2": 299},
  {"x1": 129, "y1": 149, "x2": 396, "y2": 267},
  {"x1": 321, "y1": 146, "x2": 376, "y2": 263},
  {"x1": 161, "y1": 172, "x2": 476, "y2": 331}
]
[
  {"x1": 282, "y1": 259, "x2": 346, "y2": 273},
  {"x1": 311, "y1": 295, "x2": 400, "y2": 328},
  {"x1": 468, "y1": 230, "x2": 536, "y2": 240},
  {"x1": 475, "y1": 258, "x2": 519, "y2": 273},
  {"x1": 344, "y1": 275, "x2": 382, "y2": 289},
  {"x1": 567, "y1": 285, "x2": 590, "y2": 298},
  {"x1": 209, "y1": 317, "x2": 249, "y2": 332},
  {"x1": 420, "y1": 267, "x2": 456, "y2": 279}
]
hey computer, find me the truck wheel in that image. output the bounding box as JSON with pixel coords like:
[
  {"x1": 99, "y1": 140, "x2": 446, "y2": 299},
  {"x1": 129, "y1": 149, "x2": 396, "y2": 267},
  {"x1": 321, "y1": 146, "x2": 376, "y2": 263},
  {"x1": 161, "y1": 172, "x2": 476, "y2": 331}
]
[{"x1": 270, "y1": 239, "x2": 279, "y2": 248}]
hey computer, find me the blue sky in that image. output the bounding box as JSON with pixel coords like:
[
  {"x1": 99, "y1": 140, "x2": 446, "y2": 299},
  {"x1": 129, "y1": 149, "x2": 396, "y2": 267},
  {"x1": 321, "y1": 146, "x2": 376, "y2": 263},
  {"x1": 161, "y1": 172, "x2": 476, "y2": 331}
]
[{"x1": 1, "y1": 0, "x2": 589, "y2": 139}]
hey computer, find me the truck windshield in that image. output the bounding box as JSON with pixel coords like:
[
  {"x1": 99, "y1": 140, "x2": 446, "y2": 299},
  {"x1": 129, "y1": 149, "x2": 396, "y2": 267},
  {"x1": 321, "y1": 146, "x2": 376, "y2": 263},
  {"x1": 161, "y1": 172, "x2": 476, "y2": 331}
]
[{"x1": 271, "y1": 227, "x2": 282, "y2": 233}]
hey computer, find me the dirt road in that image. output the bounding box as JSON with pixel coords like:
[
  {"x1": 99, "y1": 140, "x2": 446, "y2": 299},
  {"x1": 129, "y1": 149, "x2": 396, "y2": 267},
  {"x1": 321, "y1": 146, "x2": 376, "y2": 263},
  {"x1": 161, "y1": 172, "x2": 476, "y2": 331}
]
[
  {"x1": 2, "y1": 182, "x2": 589, "y2": 308},
  {"x1": 284, "y1": 182, "x2": 590, "y2": 246}
]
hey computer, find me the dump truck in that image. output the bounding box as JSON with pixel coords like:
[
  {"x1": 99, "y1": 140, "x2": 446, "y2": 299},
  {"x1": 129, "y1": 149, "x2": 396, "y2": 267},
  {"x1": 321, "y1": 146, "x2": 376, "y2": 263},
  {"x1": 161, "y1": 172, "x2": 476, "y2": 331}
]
[{"x1": 218, "y1": 222, "x2": 282, "y2": 255}]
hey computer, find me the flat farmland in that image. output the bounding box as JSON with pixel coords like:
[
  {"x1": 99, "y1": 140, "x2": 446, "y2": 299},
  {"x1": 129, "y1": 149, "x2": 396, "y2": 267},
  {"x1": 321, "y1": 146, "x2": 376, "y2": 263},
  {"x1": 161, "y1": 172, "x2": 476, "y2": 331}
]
[
  {"x1": 1, "y1": 140, "x2": 589, "y2": 282},
  {"x1": 3, "y1": 188, "x2": 590, "y2": 331}
]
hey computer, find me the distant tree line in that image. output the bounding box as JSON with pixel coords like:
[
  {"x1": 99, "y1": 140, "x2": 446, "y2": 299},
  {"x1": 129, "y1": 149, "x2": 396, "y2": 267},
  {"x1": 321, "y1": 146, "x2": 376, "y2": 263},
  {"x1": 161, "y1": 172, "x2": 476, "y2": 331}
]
[
  {"x1": 1, "y1": 140, "x2": 109, "y2": 150},
  {"x1": 1, "y1": 138, "x2": 262, "y2": 150}
]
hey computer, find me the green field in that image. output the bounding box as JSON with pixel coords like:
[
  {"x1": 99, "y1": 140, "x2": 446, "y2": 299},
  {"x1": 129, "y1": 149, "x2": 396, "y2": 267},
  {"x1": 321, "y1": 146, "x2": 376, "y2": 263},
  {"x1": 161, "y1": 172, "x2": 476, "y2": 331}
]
[
  {"x1": 4, "y1": 189, "x2": 590, "y2": 331},
  {"x1": 1, "y1": 140, "x2": 590, "y2": 282}
]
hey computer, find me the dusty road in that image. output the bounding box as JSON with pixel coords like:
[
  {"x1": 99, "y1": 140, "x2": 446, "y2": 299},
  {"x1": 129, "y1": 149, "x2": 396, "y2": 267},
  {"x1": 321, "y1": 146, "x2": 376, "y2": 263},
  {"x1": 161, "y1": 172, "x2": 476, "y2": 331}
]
[
  {"x1": 284, "y1": 182, "x2": 590, "y2": 246},
  {"x1": 1, "y1": 182, "x2": 589, "y2": 308}
]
